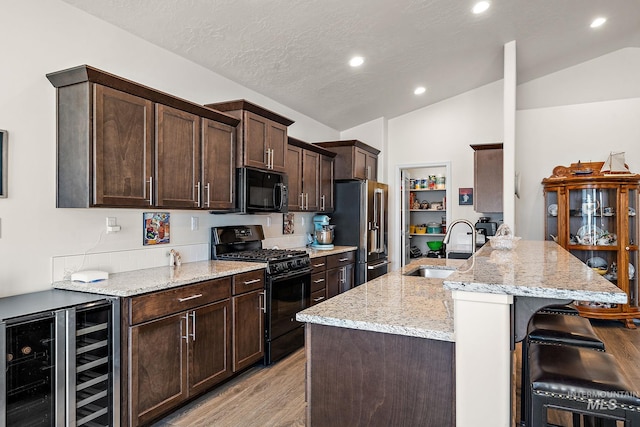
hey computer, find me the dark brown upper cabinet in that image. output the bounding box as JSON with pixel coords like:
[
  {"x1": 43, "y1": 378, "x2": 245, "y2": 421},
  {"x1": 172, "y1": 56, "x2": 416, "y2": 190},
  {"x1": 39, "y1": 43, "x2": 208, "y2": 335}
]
[
  {"x1": 47, "y1": 65, "x2": 239, "y2": 209},
  {"x1": 205, "y1": 100, "x2": 293, "y2": 173},
  {"x1": 286, "y1": 137, "x2": 336, "y2": 212},
  {"x1": 202, "y1": 119, "x2": 235, "y2": 211},
  {"x1": 471, "y1": 143, "x2": 504, "y2": 213},
  {"x1": 315, "y1": 140, "x2": 379, "y2": 181}
]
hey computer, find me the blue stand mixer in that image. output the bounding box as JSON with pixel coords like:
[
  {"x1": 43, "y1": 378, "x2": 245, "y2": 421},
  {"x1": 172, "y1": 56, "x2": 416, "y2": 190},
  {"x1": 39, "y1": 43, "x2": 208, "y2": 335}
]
[{"x1": 311, "y1": 215, "x2": 335, "y2": 250}]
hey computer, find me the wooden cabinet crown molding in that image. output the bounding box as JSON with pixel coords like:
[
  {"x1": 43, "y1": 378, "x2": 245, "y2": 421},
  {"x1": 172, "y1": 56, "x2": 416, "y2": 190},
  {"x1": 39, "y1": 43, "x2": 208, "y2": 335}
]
[
  {"x1": 288, "y1": 136, "x2": 336, "y2": 157},
  {"x1": 205, "y1": 99, "x2": 294, "y2": 126},
  {"x1": 470, "y1": 143, "x2": 503, "y2": 151},
  {"x1": 315, "y1": 139, "x2": 380, "y2": 155},
  {"x1": 46, "y1": 64, "x2": 240, "y2": 127}
]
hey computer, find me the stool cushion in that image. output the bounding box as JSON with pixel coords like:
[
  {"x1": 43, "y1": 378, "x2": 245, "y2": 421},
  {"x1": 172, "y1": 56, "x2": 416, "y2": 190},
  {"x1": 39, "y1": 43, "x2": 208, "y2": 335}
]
[
  {"x1": 528, "y1": 312, "x2": 605, "y2": 350},
  {"x1": 529, "y1": 343, "x2": 640, "y2": 408}
]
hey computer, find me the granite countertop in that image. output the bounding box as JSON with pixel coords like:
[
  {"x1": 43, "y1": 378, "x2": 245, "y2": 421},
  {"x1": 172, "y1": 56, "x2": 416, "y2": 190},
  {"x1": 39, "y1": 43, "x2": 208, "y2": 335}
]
[
  {"x1": 297, "y1": 257, "x2": 464, "y2": 342},
  {"x1": 297, "y1": 240, "x2": 627, "y2": 342},
  {"x1": 52, "y1": 246, "x2": 358, "y2": 297},
  {"x1": 53, "y1": 260, "x2": 265, "y2": 297},
  {"x1": 443, "y1": 240, "x2": 627, "y2": 304}
]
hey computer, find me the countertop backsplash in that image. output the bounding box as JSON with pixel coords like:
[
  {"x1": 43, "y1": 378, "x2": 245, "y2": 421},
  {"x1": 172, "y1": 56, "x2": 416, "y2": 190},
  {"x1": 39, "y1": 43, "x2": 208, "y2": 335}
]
[{"x1": 51, "y1": 243, "x2": 210, "y2": 282}]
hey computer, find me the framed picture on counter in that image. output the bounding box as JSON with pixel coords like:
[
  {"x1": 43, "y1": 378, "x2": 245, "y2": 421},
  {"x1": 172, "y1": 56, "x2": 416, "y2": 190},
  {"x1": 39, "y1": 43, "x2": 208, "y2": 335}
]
[
  {"x1": 459, "y1": 188, "x2": 473, "y2": 205},
  {"x1": 143, "y1": 212, "x2": 170, "y2": 245}
]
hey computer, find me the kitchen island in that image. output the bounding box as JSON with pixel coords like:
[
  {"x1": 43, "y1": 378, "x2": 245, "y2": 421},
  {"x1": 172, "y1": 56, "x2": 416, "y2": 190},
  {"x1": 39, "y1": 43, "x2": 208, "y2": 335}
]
[{"x1": 297, "y1": 241, "x2": 627, "y2": 427}]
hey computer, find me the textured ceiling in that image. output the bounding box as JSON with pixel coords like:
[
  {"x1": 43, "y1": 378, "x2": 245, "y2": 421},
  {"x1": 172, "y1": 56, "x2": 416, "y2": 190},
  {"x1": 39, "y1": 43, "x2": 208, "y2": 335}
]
[{"x1": 60, "y1": 0, "x2": 640, "y2": 131}]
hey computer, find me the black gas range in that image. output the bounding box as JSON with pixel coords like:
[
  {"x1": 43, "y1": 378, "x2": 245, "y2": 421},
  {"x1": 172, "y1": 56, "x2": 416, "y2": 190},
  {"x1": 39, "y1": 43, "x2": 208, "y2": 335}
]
[{"x1": 211, "y1": 225, "x2": 311, "y2": 365}]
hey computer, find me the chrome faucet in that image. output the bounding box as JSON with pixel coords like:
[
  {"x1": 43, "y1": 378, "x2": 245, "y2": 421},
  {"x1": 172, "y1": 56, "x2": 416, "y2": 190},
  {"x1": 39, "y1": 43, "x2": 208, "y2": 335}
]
[{"x1": 442, "y1": 219, "x2": 476, "y2": 259}]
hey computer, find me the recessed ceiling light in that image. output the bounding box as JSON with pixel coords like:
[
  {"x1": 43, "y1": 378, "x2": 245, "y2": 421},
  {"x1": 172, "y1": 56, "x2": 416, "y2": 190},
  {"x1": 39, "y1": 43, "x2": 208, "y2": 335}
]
[
  {"x1": 414, "y1": 86, "x2": 426, "y2": 95},
  {"x1": 590, "y1": 17, "x2": 607, "y2": 28},
  {"x1": 349, "y1": 56, "x2": 365, "y2": 67},
  {"x1": 472, "y1": 1, "x2": 490, "y2": 14}
]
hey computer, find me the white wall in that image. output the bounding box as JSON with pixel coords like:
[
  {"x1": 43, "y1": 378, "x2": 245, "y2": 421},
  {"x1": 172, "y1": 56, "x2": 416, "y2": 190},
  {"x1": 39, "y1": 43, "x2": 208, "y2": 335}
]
[
  {"x1": 516, "y1": 47, "x2": 640, "y2": 241},
  {"x1": 386, "y1": 81, "x2": 504, "y2": 269},
  {"x1": 0, "y1": 0, "x2": 338, "y2": 297},
  {"x1": 516, "y1": 98, "x2": 640, "y2": 240}
]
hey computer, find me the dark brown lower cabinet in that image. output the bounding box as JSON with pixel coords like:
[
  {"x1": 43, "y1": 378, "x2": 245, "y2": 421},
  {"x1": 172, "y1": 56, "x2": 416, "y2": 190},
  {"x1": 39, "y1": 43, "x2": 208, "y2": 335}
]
[
  {"x1": 326, "y1": 263, "x2": 354, "y2": 298},
  {"x1": 129, "y1": 299, "x2": 231, "y2": 426},
  {"x1": 124, "y1": 276, "x2": 242, "y2": 426},
  {"x1": 130, "y1": 313, "x2": 187, "y2": 425},
  {"x1": 232, "y1": 290, "x2": 264, "y2": 371},
  {"x1": 306, "y1": 324, "x2": 455, "y2": 427},
  {"x1": 325, "y1": 251, "x2": 355, "y2": 298}
]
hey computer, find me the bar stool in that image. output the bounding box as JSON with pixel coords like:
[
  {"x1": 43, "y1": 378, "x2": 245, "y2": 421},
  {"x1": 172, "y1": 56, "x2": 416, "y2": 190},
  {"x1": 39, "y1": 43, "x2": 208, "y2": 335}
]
[
  {"x1": 538, "y1": 303, "x2": 580, "y2": 316},
  {"x1": 521, "y1": 311, "x2": 605, "y2": 426},
  {"x1": 528, "y1": 343, "x2": 640, "y2": 426}
]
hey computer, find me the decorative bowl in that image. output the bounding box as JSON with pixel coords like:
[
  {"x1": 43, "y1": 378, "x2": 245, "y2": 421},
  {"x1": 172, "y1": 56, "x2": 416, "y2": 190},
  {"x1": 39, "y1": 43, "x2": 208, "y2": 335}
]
[
  {"x1": 488, "y1": 236, "x2": 521, "y2": 250},
  {"x1": 427, "y1": 240, "x2": 443, "y2": 251}
]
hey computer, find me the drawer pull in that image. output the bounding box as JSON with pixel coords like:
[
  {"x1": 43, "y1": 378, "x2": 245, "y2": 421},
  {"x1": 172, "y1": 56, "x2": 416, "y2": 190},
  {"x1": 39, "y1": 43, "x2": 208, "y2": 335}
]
[
  {"x1": 313, "y1": 296, "x2": 325, "y2": 302},
  {"x1": 243, "y1": 278, "x2": 262, "y2": 285},
  {"x1": 338, "y1": 258, "x2": 349, "y2": 262},
  {"x1": 313, "y1": 279, "x2": 325, "y2": 283},
  {"x1": 313, "y1": 263, "x2": 325, "y2": 268},
  {"x1": 178, "y1": 294, "x2": 203, "y2": 302}
]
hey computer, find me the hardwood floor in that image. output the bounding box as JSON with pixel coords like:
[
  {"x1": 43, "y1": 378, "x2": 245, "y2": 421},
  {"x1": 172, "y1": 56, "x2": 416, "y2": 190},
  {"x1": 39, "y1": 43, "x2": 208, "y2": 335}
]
[
  {"x1": 151, "y1": 349, "x2": 306, "y2": 427},
  {"x1": 152, "y1": 320, "x2": 639, "y2": 427}
]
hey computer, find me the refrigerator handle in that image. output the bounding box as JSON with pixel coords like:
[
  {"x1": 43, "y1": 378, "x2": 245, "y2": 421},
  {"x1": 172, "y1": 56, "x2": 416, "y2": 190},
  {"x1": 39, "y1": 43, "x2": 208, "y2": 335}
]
[{"x1": 379, "y1": 188, "x2": 386, "y2": 253}]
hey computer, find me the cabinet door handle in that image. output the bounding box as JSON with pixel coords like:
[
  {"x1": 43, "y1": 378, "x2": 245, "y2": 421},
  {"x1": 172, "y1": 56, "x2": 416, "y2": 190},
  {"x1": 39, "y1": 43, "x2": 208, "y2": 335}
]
[
  {"x1": 367, "y1": 165, "x2": 371, "y2": 180},
  {"x1": 313, "y1": 296, "x2": 325, "y2": 303},
  {"x1": 265, "y1": 149, "x2": 270, "y2": 168},
  {"x1": 195, "y1": 181, "x2": 201, "y2": 207},
  {"x1": 299, "y1": 193, "x2": 304, "y2": 210},
  {"x1": 321, "y1": 195, "x2": 325, "y2": 211},
  {"x1": 147, "y1": 177, "x2": 153, "y2": 205},
  {"x1": 271, "y1": 148, "x2": 275, "y2": 169},
  {"x1": 205, "y1": 182, "x2": 211, "y2": 208},
  {"x1": 178, "y1": 294, "x2": 203, "y2": 302},
  {"x1": 338, "y1": 258, "x2": 349, "y2": 262},
  {"x1": 313, "y1": 263, "x2": 325, "y2": 268},
  {"x1": 190, "y1": 311, "x2": 196, "y2": 341},
  {"x1": 259, "y1": 291, "x2": 267, "y2": 313},
  {"x1": 340, "y1": 267, "x2": 345, "y2": 284},
  {"x1": 313, "y1": 278, "x2": 325, "y2": 284},
  {"x1": 305, "y1": 193, "x2": 309, "y2": 210},
  {"x1": 243, "y1": 278, "x2": 262, "y2": 285},
  {"x1": 181, "y1": 313, "x2": 189, "y2": 342}
]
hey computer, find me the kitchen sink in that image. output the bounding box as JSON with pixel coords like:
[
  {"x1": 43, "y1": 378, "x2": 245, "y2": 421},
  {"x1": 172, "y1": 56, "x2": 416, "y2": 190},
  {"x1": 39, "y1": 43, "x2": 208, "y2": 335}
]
[{"x1": 405, "y1": 266, "x2": 455, "y2": 279}]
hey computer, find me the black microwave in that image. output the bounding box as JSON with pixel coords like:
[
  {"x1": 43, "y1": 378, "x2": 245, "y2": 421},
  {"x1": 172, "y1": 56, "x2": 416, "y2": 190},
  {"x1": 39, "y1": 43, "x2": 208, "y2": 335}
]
[{"x1": 236, "y1": 167, "x2": 288, "y2": 214}]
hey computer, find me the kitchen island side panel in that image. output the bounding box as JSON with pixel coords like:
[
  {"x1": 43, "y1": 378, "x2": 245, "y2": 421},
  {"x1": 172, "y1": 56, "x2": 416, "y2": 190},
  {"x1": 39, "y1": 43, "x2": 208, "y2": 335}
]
[{"x1": 306, "y1": 323, "x2": 455, "y2": 427}]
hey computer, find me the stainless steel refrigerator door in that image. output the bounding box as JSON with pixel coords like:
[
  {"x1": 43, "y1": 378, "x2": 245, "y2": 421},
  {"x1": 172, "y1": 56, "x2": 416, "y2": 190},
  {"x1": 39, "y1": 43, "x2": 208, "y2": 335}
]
[{"x1": 366, "y1": 181, "x2": 388, "y2": 264}]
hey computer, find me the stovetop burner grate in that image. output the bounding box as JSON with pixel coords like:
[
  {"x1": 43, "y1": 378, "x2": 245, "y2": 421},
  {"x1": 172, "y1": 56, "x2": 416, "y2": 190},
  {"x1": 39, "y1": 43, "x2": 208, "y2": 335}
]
[{"x1": 217, "y1": 248, "x2": 308, "y2": 262}]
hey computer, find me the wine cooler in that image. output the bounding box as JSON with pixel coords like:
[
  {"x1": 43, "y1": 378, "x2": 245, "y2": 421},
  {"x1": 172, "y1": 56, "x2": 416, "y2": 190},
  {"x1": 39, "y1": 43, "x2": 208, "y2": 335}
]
[{"x1": 1, "y1": 290, "x2": 120, "y2": 426}]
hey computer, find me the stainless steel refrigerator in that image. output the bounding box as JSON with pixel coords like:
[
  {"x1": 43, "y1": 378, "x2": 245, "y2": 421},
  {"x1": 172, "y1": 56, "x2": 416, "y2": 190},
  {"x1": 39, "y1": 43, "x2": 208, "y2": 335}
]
[{"x1": 331, "y1": 180, "x2": 389, "y2": 285}]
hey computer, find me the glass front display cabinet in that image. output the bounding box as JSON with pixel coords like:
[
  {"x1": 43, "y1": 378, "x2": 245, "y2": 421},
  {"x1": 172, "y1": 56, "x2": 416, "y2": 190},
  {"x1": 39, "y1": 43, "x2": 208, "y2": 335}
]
[{"x1": 543, "y1": 162, "x2": 639, "y2": 328}]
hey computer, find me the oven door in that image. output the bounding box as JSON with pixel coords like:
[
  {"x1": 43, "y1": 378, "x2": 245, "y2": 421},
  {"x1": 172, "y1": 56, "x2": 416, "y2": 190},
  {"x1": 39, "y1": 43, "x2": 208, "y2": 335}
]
[{"x1": 265, "y1": 269, "x2": 310, "y2": 364}]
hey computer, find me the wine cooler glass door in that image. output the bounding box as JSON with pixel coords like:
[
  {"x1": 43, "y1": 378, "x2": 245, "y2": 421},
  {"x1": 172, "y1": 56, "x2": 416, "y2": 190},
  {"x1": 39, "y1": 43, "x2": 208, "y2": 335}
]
[{"x1": 4, "y1": 314, "x2": 57, "y2": 426}]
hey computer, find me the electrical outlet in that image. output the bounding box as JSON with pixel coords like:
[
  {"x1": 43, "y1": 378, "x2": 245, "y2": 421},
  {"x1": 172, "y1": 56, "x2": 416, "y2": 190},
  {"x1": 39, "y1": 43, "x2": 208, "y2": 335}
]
[
  {"x1": 106, "y1": 217, "x2": 121, "y2": 233},
  {"x1": 191, "y1": 216, "x2": 199, "y2": 231}
]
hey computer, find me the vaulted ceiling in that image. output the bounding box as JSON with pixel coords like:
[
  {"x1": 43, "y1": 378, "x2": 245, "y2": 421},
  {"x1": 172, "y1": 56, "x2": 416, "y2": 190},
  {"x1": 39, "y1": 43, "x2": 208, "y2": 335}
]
[{"x1": 61, "y1": 0, "x2": 640, "y2": 130}]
